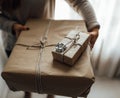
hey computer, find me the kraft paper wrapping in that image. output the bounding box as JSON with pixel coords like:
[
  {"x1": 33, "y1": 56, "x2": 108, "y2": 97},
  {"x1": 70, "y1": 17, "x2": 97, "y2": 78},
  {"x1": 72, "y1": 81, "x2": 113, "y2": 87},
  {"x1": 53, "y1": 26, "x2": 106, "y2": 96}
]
[{"x1": 2, "y1": 19, "x2": 94, "y2": 97}]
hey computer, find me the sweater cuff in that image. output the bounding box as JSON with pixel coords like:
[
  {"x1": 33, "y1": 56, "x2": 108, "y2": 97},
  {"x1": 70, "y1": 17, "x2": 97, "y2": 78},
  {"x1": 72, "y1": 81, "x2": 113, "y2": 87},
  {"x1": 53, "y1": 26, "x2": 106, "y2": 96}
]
[
  {"x1": 86, "y1": 21, "x2": 100, "y2": 32},
  {"x1": 5, "y1": 20, "x2": 17, "y2": 34}
]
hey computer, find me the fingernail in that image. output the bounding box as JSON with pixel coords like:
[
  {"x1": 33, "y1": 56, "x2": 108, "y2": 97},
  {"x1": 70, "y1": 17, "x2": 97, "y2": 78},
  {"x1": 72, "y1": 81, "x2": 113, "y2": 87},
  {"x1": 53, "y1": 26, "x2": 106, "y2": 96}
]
[{"x1": 26, "y1": 27, "x2": 30, "y2": 30}]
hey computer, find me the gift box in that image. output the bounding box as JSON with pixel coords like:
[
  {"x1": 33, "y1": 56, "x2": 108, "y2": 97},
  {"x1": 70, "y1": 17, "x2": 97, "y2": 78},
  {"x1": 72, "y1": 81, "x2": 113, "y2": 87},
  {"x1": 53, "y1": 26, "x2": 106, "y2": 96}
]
[
  {"x1": 2, "y1": 19, "x2": 94, "y2": 97},
  {"x1": 52, "y1": 30, "x2": 90, "y2": 66}
]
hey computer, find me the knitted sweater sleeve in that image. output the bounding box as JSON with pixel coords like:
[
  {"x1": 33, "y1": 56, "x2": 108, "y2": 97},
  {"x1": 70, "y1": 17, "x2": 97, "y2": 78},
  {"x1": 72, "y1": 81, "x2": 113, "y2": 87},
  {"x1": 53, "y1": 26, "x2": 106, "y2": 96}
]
[
  {"x1": 0, "y1": 12, "x2": 17, "y2": 33},
  {"x1": 65, "y1": 0, "x2": 100, "y2": 31}
]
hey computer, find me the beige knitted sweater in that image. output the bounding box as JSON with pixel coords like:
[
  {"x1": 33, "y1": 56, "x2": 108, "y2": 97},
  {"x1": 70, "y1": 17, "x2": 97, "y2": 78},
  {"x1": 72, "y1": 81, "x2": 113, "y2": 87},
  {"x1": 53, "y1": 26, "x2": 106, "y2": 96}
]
[{"x1": 0, "y1": 0, "x2": 100, "y2": 50}]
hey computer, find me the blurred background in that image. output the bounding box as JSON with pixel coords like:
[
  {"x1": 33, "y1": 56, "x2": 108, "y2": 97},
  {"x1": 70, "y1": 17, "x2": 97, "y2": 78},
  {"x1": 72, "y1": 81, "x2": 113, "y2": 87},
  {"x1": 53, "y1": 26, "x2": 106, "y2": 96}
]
[{"x1": 0, "y1": 0, "x2": 120, "y2": 98}]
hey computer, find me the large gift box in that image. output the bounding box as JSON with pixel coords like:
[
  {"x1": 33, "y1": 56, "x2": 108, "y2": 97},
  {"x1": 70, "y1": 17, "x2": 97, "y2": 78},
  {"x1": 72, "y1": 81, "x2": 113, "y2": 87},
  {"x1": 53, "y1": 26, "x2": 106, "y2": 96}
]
[{"x1": 2, "y1": 19, "x2": 94, "y2": 97}]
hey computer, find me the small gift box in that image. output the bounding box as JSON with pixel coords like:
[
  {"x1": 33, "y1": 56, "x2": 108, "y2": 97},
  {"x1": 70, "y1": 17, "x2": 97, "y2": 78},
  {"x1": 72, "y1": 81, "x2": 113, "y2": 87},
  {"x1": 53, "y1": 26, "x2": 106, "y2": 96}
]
[{"x1": 52, "y1": 30, "x2": 90, "y2": 66}]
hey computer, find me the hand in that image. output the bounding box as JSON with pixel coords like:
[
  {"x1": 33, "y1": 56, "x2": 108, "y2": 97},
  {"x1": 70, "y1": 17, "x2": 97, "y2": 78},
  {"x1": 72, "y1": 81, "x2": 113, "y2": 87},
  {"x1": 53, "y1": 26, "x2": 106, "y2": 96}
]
[
  {"x1": 89, "y1": 27, "x2": 99, "y2": 49},
  {"x1": 13, "y1": 23, "x2": 29, "y2": 38}
]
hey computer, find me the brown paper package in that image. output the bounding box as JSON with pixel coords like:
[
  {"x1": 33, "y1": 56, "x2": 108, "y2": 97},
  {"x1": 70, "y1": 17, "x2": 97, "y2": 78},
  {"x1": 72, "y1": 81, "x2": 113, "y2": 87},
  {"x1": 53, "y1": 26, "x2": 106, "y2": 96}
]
[{"x1": 2, "y1": 19, "x2": 94, "y2": 97}]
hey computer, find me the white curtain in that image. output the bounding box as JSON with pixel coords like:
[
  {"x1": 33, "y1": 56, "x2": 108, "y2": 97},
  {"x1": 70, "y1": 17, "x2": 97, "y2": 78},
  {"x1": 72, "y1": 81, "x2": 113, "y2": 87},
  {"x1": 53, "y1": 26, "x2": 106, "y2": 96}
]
[{"x1": 90, "y1": 0, "x2": 120, "y2": 78}]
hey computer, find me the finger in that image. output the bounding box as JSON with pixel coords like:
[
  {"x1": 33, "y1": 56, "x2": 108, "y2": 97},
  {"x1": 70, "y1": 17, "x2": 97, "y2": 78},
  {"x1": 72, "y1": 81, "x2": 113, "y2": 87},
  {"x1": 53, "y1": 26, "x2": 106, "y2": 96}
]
[
  {"x1": 21, "y1": 26, "x2": 30, "y2": 31},
  {"x1": 15, "y1": 28, "x2": 22, "y2": 38},
  {"x1": 88, "y1": 42, "x2": 93, "y2": 50},
  {"x1": 16, "y1": 31, "x2": 20, "y2": 38},
  {"x1": 91, "y1": 36, "x2": 98, "y2": 48}
]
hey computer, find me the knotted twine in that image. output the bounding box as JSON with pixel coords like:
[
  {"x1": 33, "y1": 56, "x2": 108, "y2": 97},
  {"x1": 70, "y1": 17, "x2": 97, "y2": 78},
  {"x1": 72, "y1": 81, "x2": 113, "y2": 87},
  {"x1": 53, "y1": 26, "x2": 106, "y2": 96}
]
[{"x1": 16, "y1": 20, "x2": 53, "y2": 93}]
